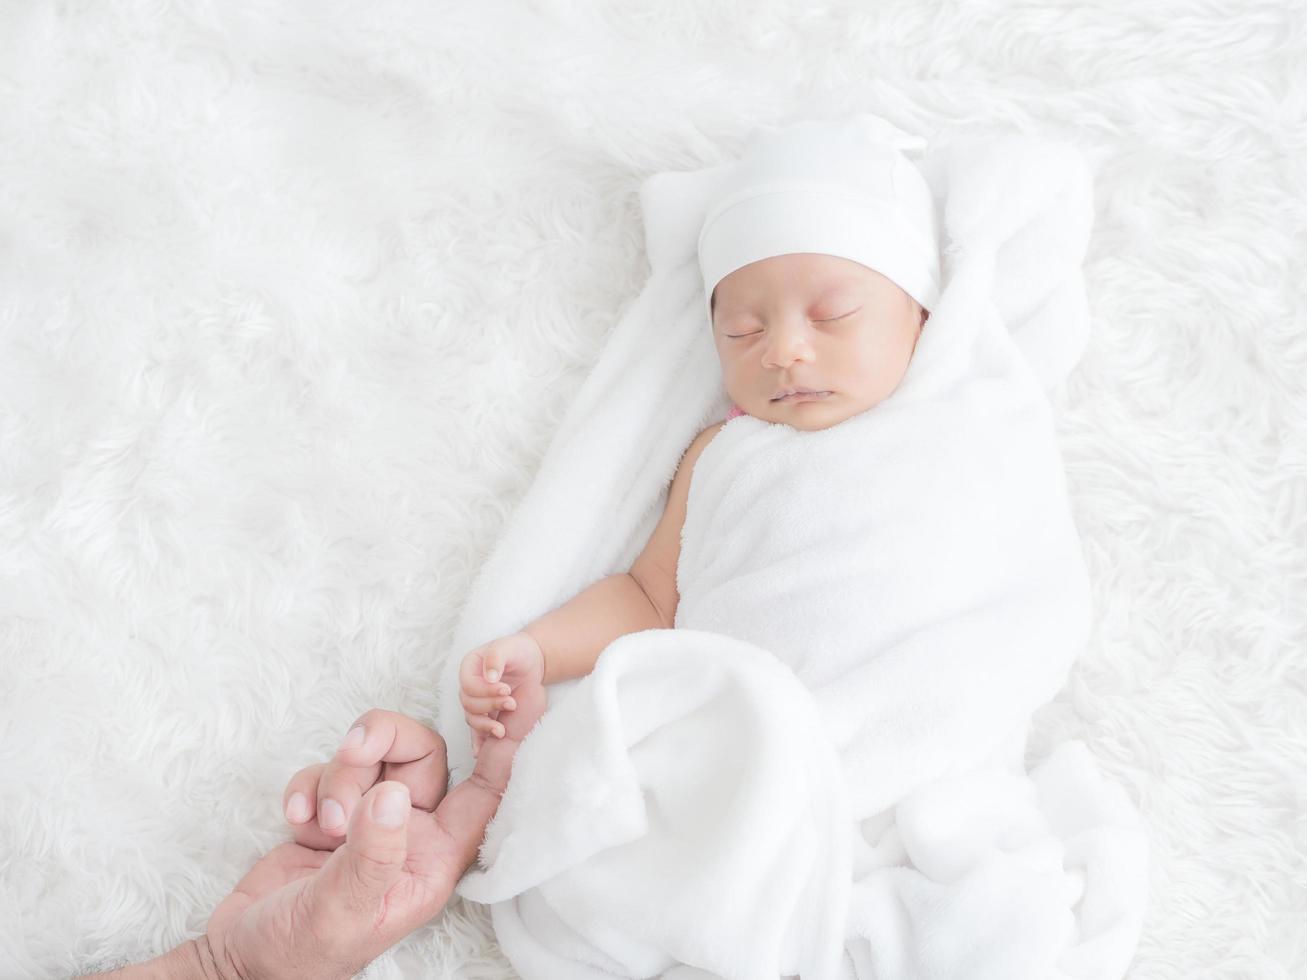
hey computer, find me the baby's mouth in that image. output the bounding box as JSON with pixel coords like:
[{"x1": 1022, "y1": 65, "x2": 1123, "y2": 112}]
[{"x1": 772, "y1": 390, "x2": 832, "y2": 403}]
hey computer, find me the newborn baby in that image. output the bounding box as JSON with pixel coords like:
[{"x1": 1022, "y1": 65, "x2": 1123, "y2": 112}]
[
  {"x1": 455, "y1": 120, "x2": 944, "y2": 753},
  {"x1": 289, "y1": 118, "x2": 1144, "y2": 980},
  {"x1": 295, "y1": 114, "x2": 949, "y2": 832},
  {"x1": 457, "y1": 250, "x2": 933, "y2": 755}
]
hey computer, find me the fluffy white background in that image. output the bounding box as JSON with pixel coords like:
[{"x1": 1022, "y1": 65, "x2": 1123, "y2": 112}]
[{"x1": 1, "y1": 1, "x2": 1303, "y2": 978}]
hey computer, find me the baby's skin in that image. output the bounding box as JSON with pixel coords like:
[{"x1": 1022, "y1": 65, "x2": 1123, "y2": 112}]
[
  {"x1": 288, "y1": 252, "x2": 929, "y2": 838},
  {"x1": 461, "y1": 256, "x2": 930, "y2": 737},
  {"x1": 710, "y1": 252, "x2": 928, "y2": 432}
]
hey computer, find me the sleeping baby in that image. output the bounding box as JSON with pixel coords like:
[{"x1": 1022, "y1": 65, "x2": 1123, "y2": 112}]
[
  {"x1": 454, "y1": 119, "x2": 941, "y2": 761},
  {"x1": 286, "y1": 116, "x2": 1145, "y2": 979},
  {"x1": 431, "y1": 118, "x2": 1133, "y2": 980},
  {"x1": 285, "y1": 117, "x2": 944, "y2": 830},
  {"x1": 457, "y1": 248, "x2": 932, "y2": 759}
]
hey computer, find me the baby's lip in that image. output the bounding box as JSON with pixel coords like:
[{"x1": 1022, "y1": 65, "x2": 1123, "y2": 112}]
[{"x1": 771, "y1": 386, "x2": 830, "y2": 401}]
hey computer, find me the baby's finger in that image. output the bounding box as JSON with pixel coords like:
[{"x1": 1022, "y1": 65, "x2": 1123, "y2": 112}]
[
  {"x1": 466, "y1": 712, "x2": 505, "y2": 739},
  {"x1": 482, "y1": 648, "x2": 505, "y2": 685},
  {"x1": 460, "y1": 657, "x2": 511, "y2": 699},
  {"x1": 460, "y1": 690, "x2": 517, "y2": 715}
]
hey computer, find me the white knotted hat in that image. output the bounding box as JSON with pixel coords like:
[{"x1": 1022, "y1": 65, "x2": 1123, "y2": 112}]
[{"x1": 697, "y1": 115, "x2": 942, "y2": 324}]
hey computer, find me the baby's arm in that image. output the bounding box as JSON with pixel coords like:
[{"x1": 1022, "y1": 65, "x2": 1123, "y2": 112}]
[
  {"x1": 523, "y1": 421, "x2": 724, "y2": 685},
  {"x1": 523, "y1": 573, "x2": 661, "y2": 685}
]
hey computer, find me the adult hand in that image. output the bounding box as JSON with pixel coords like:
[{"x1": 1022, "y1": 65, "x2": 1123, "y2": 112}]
[
  {"x1": 212, "y1": 706, "x2": 535, "y2": 979},
  {"x1": 78, "y1": 695, "x2": 544, "y2": 980}
]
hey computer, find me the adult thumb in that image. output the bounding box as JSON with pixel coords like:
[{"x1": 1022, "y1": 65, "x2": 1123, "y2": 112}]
[{"x1": 305, "y1": 781, "x2": 411, "y2": 931}]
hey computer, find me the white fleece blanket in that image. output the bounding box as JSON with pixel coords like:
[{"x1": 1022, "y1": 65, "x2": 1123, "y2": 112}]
[{"x1": 435, "y1": 131, "x2": 1149, "y2": 979}]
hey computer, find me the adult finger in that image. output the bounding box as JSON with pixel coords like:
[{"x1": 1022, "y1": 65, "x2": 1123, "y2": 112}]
[
  {"x1": 283, "y1": 763, "x2": 351, "y2": 851},
  {"x1": 284, "y1": 763, "x2": 325, "y2": 826},
  {"x1": 316, "y1": 755, "x2": 373, "y2": 838},
  {"x1": 319, "y1": 709, "x2": 449, "y2": 836},
  {"x1": 299, "y1": 781, "x2": 411, "y2": 963}
]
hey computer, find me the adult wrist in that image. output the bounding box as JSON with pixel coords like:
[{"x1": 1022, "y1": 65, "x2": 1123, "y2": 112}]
[
  {"x1": 80, "y1": 938, "x2": 224, "y2": 980},
  {"x1": 190, "y1": 937, "x2": 232, "y2": 980},
  {"x1": 152, "y1": 939, "x2": 225, "y2": 980}
]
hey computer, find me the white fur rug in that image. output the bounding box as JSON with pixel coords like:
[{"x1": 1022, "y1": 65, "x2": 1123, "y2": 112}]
[{"x1": 1, "y1": 3, "x2": 1302, "y2": 978}]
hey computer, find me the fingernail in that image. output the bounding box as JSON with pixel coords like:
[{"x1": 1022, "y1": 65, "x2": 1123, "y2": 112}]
[
  {"x1": 503, "y1": 698, "x2": 515, "y2": 710},
  {"x1": 374, "y1": 786, "x2": 409, "y2": 827},
  {"x1": 339, "y1": 725, "x2": 366, "y2": 752},
  {"x1": 285, "y1": 792, "x2": 309, "y2": 823},
  {"x1": 320, "y1": 798, "x2": 345, "y2": 830},
  {"x1": 486, "y1": 669, "x2": 499, "y2": 683}
]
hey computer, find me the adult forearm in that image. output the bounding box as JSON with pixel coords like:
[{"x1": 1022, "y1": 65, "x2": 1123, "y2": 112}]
[
  {"x1": 78, "y1": 937, "x2": 222, "y2": 980},
  {"x1": 523, "y1": 572, "x2": 666, "y2": 685}
]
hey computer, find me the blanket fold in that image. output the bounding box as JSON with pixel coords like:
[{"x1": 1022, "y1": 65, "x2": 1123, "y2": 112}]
[
  {"x1": 435, "y1": 117, "x2": 1148, "y2": 979},
  {"x1": 456, "y1": 630, "x2": 854, "y2": 980}
]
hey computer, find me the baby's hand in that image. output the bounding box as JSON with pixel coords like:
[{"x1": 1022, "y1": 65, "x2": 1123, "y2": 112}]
[{"x1": 459, "y1": 631, "x2": 546, "y2": 757}]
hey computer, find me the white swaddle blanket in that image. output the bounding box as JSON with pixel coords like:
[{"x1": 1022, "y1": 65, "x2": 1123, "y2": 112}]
[{"x1": 434, "y1": 118, "x2": 1149, "y2": 979}]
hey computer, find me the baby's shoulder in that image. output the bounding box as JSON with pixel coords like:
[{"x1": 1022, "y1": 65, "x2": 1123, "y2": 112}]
[
  {"x1": 678, "y1": 421, "x2": 717, "y2": 466},
  {"x1": 667, "y1": 421, "x2": 727, "y2": 504},
  {"x1": 688, "y1": 419, "x2": 727, "y2": 462}
]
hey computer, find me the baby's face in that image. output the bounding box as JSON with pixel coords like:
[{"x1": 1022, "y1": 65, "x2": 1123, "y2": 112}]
[{"x1": 710, "y1": 252, "x2": 928, "y2": 431}]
